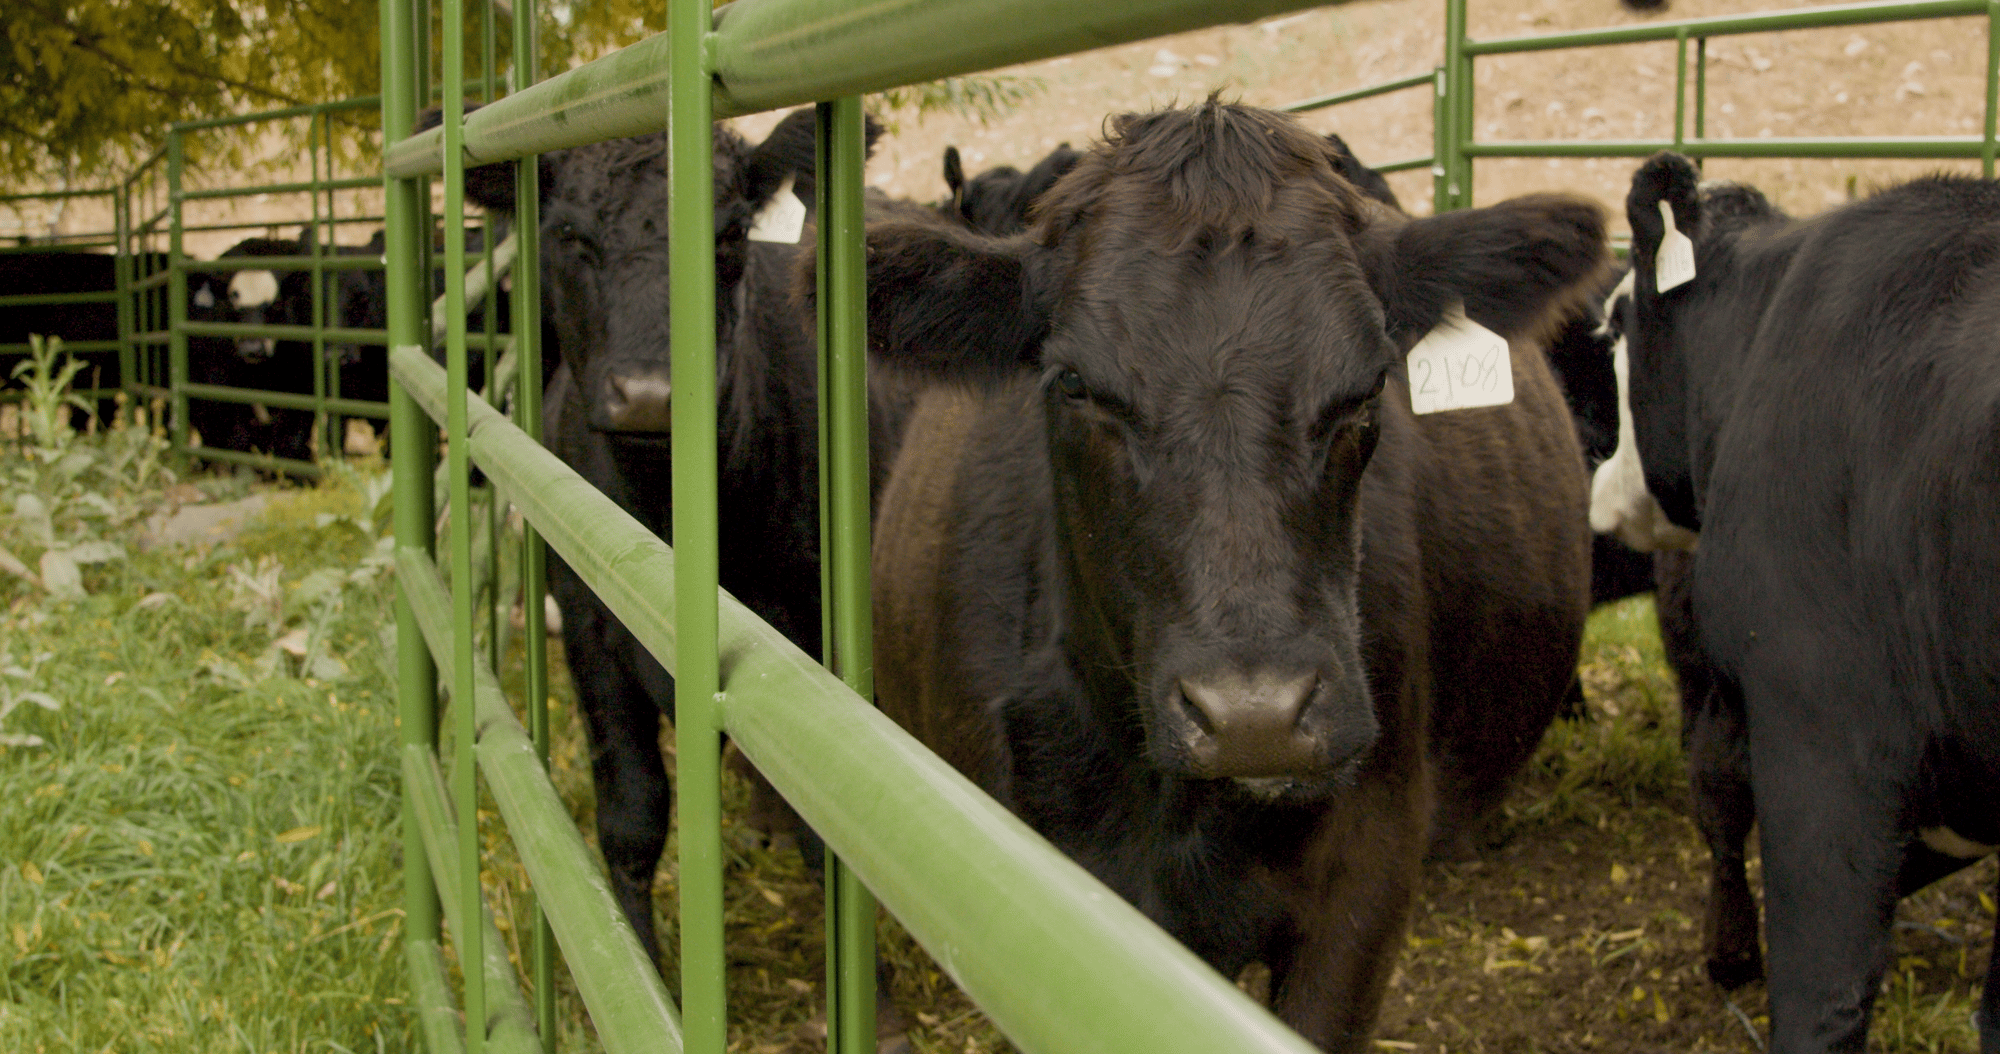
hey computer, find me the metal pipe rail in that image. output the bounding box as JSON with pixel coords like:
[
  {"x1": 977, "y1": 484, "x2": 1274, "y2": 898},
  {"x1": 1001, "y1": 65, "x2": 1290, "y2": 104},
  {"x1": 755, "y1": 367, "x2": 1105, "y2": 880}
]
[{"x1": 388, "y1": 0, "x2": 1336, "y2": 178}]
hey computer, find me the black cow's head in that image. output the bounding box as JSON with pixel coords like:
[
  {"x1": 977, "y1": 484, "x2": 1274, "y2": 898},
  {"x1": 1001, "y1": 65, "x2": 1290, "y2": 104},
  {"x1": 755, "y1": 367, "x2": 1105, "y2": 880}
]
[
  {"x1": 203, "y1": 236, "x2": 307, "y2": 363},
  {"x1": 463, "y1": 108, "x2": 873, "y2": 434},
  {"x1": 857, "y1": 100, "x2": 1608, "y2": 791},
  {"x1": 942, "y1": 143, "x2": 1083, "y2": 236},
  {"x1": 1606, "y1": 152, "x2": 1783, "y2": 543}
]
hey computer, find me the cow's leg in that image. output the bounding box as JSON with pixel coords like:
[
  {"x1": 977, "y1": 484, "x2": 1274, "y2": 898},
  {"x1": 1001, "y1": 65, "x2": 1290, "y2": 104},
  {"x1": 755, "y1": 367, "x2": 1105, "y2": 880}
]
[
  {"x1": 553, "y1": 557, "x2": 674, "y2": 968},
  {"x1": 1657, "y1": 550, "x2": 1763, "y2": 988},
  {"x1": 1269, "y1": 789, "x2": 1425, "y2": 1054},
  {"x1": 1685, "y1": 681, "x2": 1760, "y2": 988},
  {"x1": 1754, "y1": 745, "x2": 1904, "y2": 1054}
]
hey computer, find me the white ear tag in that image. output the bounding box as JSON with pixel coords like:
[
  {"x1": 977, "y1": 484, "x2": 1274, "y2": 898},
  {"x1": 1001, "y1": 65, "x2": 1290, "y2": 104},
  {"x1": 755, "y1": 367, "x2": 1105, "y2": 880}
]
[
  {"x1": 747, "y1": 173, "x2": 807, "y2": 245},
  {"x1": 193, "y1": 284, "x2": 216, "y2": 309},
  {"x1": 1654, "y1": 199, "x2": 1696, "y2": 293},
  {"x1": 1406, "y1": 303, "x2": 1514, "y2": 415}
]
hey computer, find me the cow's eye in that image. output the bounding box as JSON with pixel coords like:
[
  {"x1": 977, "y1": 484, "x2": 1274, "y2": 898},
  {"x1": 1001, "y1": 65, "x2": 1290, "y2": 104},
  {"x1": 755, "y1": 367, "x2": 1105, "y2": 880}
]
[{"x1": 1055, "y1": 368, "x2": 1087, "y2": 400}]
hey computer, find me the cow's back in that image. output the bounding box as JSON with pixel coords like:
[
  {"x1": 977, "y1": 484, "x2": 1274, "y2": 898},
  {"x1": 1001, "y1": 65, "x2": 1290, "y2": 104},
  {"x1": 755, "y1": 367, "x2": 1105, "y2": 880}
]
[{"x1": 1411, "y1": 331, "x2": 1593, "y2": 854}]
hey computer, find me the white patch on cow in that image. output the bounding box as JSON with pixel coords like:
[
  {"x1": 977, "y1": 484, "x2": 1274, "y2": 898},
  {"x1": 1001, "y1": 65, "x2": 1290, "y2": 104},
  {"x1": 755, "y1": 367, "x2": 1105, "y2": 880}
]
[
  {"x1": 747, "y1": 173, "x2": 807, "y2": 245},
  {"x1": 1406, "y1": 303, "x2": 1513, "y2": 415},
  {"x1": 1921, "y1": 826, "x2": 1999, "y2": 859},
  {"x1": 229, "y1": 269, "x2": 279, "y2": 310},
  {"x1": 1588, "y1": 272, "x2": 1699, "y2": 552},
  {"x1": 193, "y1": 283, "x2": 216, "y2": 310}
]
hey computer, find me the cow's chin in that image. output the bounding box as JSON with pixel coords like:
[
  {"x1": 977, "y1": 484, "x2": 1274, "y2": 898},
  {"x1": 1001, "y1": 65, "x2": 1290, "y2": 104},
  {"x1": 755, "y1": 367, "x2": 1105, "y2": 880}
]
[{"x1": 1227, "y1": 760, "x2": 1360, "y2": 804}]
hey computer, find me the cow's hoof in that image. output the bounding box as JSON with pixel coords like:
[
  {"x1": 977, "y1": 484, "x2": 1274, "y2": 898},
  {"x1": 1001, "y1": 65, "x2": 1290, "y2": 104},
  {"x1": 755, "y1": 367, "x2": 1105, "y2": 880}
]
[{"x1": 1705, "y1": 948, "x2": 1764, "y2": 990}]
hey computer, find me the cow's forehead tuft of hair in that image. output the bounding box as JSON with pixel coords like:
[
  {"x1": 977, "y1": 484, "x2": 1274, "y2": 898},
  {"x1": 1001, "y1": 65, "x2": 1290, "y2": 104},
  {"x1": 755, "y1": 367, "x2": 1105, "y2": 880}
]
[
  {"x1": 548, "y1": 126, "x2": 753, "y2": 216},
  {"x1": 1035, "y1": 99, "x2": 1361, "y2": 243}
]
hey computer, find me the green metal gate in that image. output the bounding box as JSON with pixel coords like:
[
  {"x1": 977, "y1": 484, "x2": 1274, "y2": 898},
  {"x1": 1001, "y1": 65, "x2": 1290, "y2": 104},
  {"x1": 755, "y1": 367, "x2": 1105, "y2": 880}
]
[
  {"x1": 380, "y1": 0, "x2": 1350, "y2": 1052},
  {"x1": 1282, "y1": 0, "x2": 2000, "y2": 214}
]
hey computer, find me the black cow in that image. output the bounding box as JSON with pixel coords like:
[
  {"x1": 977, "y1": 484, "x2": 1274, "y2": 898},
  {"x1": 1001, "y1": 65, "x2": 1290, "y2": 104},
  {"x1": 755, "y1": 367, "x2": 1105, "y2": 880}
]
[
  {"x1": 1, "y1": 249, "x2": 127, "y2": 419},
  {"x1": 848, "y1": 101, "x2": 1604, "y2": 1052},
  {"x1": 1601, "y1": 151, "x2": 2000, "y2": 1053},
  {"x1": 183, "y1": 236, "x2": 321, "y2": 463},
  {"x1": 461, "y1": 108, "x2": 917, "y2": 969},
  {"x1": 940, "y1": 142, "x2": 1082, "y2": 235}
]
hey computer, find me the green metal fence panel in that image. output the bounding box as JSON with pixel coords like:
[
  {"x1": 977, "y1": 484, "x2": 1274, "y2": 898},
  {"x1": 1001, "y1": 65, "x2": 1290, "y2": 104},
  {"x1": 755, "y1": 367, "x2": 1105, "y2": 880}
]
[{"x1": 387, "y1": 0, "x2": 1333, "y2": 179}]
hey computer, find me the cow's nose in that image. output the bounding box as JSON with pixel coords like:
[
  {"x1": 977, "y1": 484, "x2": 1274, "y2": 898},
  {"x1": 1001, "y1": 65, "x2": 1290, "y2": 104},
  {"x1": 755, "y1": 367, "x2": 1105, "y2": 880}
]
[
  {"x1": 597, "y1": 370, "x2": 673, "y2": 432},
  {"x1": 236, "y1": 338, "x2": 273, "y2": 362},
  {"x1": 1175, "y1": 670, "x2": 1328, "y2": 778}
]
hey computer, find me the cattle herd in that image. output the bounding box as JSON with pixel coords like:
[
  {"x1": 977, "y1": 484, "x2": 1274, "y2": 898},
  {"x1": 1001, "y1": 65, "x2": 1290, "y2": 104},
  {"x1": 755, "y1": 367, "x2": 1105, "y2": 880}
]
[{"x1": 5, "y1": 93, "x2": 1995, "y2": 1054}]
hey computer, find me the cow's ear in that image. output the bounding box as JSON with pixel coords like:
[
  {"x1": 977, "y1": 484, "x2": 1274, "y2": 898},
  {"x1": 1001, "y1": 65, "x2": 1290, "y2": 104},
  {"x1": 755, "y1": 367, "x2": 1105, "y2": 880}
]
[
  {"x1": 805, "y1": 221, "x2": 1052, "y2": 385},
  {"x1": 1625, "y1": 153, "x2": 1701, "y2": 298},
  {"x1": 943, "y1": 146, "x2": 967, "y2": 214},
  {"x1": 1366, "y1": 193, "x2": 1609, "y2": 347}
]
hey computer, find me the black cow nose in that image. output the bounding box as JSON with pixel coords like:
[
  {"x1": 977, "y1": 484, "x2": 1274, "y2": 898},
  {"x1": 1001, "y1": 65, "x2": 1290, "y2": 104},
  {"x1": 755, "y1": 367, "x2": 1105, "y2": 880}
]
[
  {"x1": 599, "y1": 370, "x2": 674, "y2": 432},
  {"x1": 1175, "y1": 670, "x2": 1327, "y2": 778}
]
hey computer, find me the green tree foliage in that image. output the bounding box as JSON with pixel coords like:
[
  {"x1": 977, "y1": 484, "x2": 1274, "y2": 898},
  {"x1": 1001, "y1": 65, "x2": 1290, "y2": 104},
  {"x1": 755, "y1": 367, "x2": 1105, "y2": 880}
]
[{"x1": 2, "y1": 0, "x2": 1037, "y2": 188}]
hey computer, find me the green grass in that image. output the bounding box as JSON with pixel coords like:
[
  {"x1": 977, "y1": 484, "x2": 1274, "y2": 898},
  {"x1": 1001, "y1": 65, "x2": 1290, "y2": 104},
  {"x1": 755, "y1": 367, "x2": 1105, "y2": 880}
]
[{"x1": 0, "y1": 417, "x2": 413, "y2": 1050}]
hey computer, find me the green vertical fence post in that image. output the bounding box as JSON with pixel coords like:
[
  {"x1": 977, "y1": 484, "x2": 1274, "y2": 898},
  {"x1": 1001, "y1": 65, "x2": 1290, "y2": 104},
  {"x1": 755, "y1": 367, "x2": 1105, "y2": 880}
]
[
  {"x1": 167, "y1": 133, "x2": 189, "y2": 451},
  {"x1": 114, "y1": 191, "x2": 134, "y2": 410},
  {"x1": 1674, "y1": 28, "x2": 1689, "y2": 151},
  {"x1": 814, "y1": 96, "x2": 879, "y2": 1054},
  {"x1": 440, "y1": 0, "x2": 485, "y2": 1044},
  {"x1": 1985, "y1": 0, "x2": 1998, "y2": 175},
  {"x1": 670, "y1": 0, "x2": 726, "y2": 1049},
  {"x1": 1439, "y1": 0, "x2": 1470, "y2": 210},
  {"x1": 1431, "y1": 66, "x2": 1450, "y2": 211},
  {"x1": 1695, "y1": 37, "x2": 1708, "y2": 146},
  {"x1": 508, "y1": 0, "x2": 554, "y2": 1037},
  {"x1": 384, "y1": 0, "x2": 448, "y2": 1040}
]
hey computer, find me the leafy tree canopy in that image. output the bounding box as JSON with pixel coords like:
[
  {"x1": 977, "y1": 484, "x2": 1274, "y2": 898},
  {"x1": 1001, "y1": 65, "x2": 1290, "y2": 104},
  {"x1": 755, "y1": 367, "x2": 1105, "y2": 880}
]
[{"x1": 2, "y1": 0, "x2": 1037, "y2": 191}]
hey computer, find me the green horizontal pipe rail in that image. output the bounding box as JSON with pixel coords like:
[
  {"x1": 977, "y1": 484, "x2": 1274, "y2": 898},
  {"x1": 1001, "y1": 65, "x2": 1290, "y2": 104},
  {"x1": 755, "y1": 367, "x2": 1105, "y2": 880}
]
[
  {"x1": 171, "y1": 97, "x2": 382, "y2": 132},
  {"x1": 1281, "y1": 70, "x2": 1433, "y2": 113},
  {"x1": 185, "y1": 254, "x2": 386, "y2": 272},
  {"x1": 0, "y1": 240, "x2": 115, "y2": 252},
  {"x1": 407, "y1": 939, "x2": 471, "y2": 1054},
  {"x1": 388, "y1": 343, "x2": 1319, "y2": 1054},
  {"x1": 0, "y1": 290, "x2": 116, "y2": 308},
  {"x1": 0, "y1": 341, "x2": 120, "y2": 355},
  {"x1": 183, "y1": 444, "x2": 322, "y2": 477},
  {"x1": 1467, "y1": 0, "x2": 1982, "y2": 54},
  {"x1": 400, "y1": 745, "x2": 544, "y2": 1053},
  {"x1": 388, "y1": 0, "x2": 1330, "y2": 177},
  {"x1": 1373, "y1": 155, "x2": 1437, "y2": 173},
  {"x1": 0, "y1": 188, "x2": 118, "y2": 204},
  {"x1": 129, "y1": 271, "x2": 173, "y2": 293},
  {"x1": 179, "y1": 321, "x2": 403, "y2": 345},
  {"x1": 178, "y1": 177, "x2": 384, "y2": 202},
  {"x1": 396, "y1": 546, "x2": 686, "y2": 1054},
  {"x1": 180, "y1": 382, "x2": 389, "y2": 418},
  {"x1": 1467, "y1": 135, "x2": 1997, "y2": 158}
]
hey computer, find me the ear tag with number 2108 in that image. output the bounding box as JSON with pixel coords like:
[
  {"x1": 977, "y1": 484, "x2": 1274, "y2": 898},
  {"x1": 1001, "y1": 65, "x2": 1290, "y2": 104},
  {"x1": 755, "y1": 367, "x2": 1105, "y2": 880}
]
[{"x1": 1406, "y1": 303, "x2": 1514, "y2": 415}]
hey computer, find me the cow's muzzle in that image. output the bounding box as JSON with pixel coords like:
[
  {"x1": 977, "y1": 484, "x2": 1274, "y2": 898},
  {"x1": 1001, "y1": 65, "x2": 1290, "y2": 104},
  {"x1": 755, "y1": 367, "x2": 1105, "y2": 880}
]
[
  {"x1": 236, "y1": 337, "x2": 275, "y2": 363},
  {"x1": 592, "y1": 369, "x2": 674, "y2": 433},
  {"x1": 1169, "y1": 669, "x2": 1370, "y2": 779}
]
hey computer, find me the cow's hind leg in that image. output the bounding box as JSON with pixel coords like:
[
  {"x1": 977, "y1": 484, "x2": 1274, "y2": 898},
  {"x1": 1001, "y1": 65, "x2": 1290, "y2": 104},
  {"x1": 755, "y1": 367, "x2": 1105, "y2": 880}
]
[
  {"x1": 1754, "y1": 747, "x2": 1904, "y2": 1054},
  {"x1": 1657, "y1": 550, "x2": 1762, "y2": 988}
]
